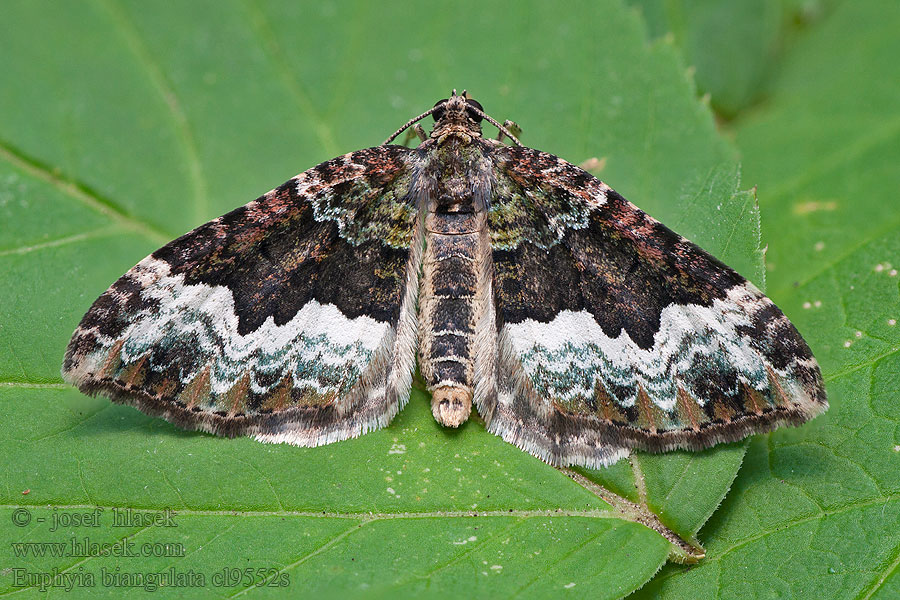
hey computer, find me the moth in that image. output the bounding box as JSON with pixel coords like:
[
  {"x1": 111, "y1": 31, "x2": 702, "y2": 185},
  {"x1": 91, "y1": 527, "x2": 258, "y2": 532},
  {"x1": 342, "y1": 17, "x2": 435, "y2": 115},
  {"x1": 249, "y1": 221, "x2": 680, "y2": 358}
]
[{"x1": 62, "y1": 91, "x2": 827, "y2": 468}]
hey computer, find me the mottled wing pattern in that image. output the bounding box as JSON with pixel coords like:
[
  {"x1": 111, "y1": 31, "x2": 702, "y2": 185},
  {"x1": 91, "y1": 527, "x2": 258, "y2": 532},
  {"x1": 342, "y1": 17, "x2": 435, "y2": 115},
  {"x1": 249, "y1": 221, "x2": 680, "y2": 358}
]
[
  {"x1": 63, "y1": 146, "x2": 422, "y2": 446},
  {"x1": 482, "y1": 145, "x2": 827, "y2": 468}
]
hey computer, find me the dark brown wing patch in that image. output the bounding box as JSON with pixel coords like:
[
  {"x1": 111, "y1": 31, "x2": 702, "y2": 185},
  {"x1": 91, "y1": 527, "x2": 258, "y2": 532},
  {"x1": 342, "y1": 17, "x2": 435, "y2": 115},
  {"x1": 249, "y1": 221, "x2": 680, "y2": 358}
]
[
  {"x1": 62, "y1": 146, "x2": 423, "y2": 447},
  {"x1": 480, "y1": 145, "x2": 826, "y2": 468}
]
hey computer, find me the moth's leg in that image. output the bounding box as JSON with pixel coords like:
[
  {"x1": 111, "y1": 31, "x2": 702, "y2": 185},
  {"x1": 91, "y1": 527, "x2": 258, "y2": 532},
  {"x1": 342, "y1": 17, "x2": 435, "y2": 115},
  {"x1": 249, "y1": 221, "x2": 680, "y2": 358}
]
[
  {"x1": 400, "y1": 124, "x2": 428, "y2": 147},
  {"x1": 578, "y1": 157, "x2": 606, "y2": 172},
  {"x1": 497, "y1": 120, "x2": 522, "y2": 143},
  {"x1": 399, "y1": 128, "x2": 416, "y2": 147}
]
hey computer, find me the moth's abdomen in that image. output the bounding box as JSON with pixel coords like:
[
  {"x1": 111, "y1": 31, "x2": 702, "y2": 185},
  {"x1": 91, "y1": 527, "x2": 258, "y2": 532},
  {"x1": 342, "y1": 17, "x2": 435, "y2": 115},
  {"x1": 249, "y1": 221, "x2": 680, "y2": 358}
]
[{"x1": 419, "y1": 212, "x2": 491, "y2": 427}]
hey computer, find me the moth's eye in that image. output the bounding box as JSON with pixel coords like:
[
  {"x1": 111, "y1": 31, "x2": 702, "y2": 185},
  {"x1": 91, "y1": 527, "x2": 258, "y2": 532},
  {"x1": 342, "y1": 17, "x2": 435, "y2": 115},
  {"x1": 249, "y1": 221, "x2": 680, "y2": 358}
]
[
  {"x1": 465, "y1": 99, "x2": 484, "y2": 123},
  {"x1": 432, "y1": 99, "x2": 448, "y2": 122}
]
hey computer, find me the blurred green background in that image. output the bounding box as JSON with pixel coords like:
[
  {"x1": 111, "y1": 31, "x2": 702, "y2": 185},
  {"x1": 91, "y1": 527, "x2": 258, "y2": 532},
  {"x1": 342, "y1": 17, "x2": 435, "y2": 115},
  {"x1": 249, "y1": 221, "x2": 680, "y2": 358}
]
[{"x1": 1, "y1": 1, "x2": 898, "y2": 598}]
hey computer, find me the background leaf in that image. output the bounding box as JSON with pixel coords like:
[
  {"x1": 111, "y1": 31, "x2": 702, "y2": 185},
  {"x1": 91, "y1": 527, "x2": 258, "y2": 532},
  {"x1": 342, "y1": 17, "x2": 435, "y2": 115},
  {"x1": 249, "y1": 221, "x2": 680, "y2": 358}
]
[
  {"x1": 628, "y1": 0, "x2": 837, "y2": 118},
  {"x1": 631, "y1": 0, "x2": 785, "y2": 117},
  {"x1": 634, "y1": 0, "x2": 900, "y2": 597},
  {"x1": 1, "y1": 0, "x2": 792, "y2": 598}
]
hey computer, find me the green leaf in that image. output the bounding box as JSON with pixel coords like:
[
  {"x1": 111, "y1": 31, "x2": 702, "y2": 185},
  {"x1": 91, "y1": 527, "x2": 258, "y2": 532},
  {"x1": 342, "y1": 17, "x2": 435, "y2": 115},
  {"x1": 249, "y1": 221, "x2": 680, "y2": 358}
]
[
  {"x1": 1, "y1": 1, "x2": 765, "y2": 597},
  {"x1": 627, "y1": 0, "x2": 834, "y2": 118},
  {"x1": 636, "y1": 1, "x2": 900, "y2": 597}
]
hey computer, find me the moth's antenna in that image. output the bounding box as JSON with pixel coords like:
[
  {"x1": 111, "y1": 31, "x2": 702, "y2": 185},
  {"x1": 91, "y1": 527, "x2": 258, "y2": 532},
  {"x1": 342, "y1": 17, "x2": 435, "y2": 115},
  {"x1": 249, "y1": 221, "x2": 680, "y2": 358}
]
[
  {"x1": 382, "y1": 106, "x2": 440, "y2": 146},
  {"x1": 382, "y1": 98, "x2": 523, "y2": 147},
  {"x1": 467, "y1": 105, "x2": 522, "y2": 147}
]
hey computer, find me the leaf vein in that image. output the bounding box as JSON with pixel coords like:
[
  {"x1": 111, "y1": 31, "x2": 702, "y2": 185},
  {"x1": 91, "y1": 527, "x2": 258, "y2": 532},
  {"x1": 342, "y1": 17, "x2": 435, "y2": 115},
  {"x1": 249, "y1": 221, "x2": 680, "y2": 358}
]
[
  {"x1": 230, "y1": 519, "x2": 367, "y2": 598},
  {"x1": 0, "y1": 504, "x2": 621, "y2": 520},
  {"x1": 0, "y1": 139, "x2": 170, "y2": 243},
  {"x1": 704, "y1": 496, "x2": 900, "y2": 564},
  {"x1": 240, "y1": 0, "x2": 341, "y2": 157},
  {"x1": 857, "y1": 529, "x2": 900, "y2": 599},
  {"x1": 95, "y1": 0, "x2": 210, "y2": 223}
]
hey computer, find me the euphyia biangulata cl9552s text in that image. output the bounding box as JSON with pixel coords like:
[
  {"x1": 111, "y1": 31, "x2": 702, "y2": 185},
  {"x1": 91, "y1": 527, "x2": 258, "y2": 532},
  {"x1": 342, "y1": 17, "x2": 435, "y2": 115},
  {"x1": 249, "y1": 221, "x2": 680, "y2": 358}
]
[{"x1": 62, "y1": 91, "x2": 827, "y2": 468}]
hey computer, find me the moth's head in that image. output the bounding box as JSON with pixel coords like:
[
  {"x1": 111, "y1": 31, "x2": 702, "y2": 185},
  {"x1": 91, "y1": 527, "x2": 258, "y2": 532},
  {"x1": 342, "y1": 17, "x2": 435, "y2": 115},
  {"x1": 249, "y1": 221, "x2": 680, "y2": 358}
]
[
  {"x1": 430, "y1": 90, "x2": 484, "y2": 142},
  {"x1": 381, "y1": 89, "x2": 520, "y2": 148}
]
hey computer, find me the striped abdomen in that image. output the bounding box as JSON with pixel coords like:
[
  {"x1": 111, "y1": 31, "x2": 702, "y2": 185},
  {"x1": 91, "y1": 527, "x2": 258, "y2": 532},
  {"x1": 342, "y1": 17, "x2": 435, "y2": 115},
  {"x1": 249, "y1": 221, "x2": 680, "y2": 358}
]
[{"x1": 418, "y1": 211, "x2": 491, "y2": 427}]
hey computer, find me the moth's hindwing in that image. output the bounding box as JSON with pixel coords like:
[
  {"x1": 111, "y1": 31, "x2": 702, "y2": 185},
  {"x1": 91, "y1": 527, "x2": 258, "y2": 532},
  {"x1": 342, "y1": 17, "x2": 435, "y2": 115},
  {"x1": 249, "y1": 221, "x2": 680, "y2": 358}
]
[
  {"x1": 62, "y1": 146, "x2": 422, "y2": 446},
  {"x1": 481, "y1": 146, "x2": 827, "y2": 468}
]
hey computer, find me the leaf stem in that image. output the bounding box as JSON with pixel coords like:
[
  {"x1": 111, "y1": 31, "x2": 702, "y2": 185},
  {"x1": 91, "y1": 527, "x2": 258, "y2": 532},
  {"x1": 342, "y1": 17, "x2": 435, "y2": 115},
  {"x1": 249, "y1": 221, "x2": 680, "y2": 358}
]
[{"x1": 559, "y1": 467, "x2": 705, "y2": 564}]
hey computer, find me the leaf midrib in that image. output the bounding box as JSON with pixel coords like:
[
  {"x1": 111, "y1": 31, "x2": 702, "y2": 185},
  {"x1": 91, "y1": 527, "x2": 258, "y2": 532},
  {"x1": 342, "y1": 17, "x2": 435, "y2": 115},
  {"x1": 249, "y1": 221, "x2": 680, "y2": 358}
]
[{"x1": 0, "y1": 504, "x2": 623, "y2": 520}]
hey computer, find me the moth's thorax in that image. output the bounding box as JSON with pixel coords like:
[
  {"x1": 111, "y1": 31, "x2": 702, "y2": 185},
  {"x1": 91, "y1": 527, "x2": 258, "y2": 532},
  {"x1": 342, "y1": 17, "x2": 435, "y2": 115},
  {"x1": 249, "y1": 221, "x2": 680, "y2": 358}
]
[
  {"x1": 419, "y1": 137, "x2": 493, "y2": 215},
  {"x1": 430, "y1": 124, "x2": 482, "y2": 145}
]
